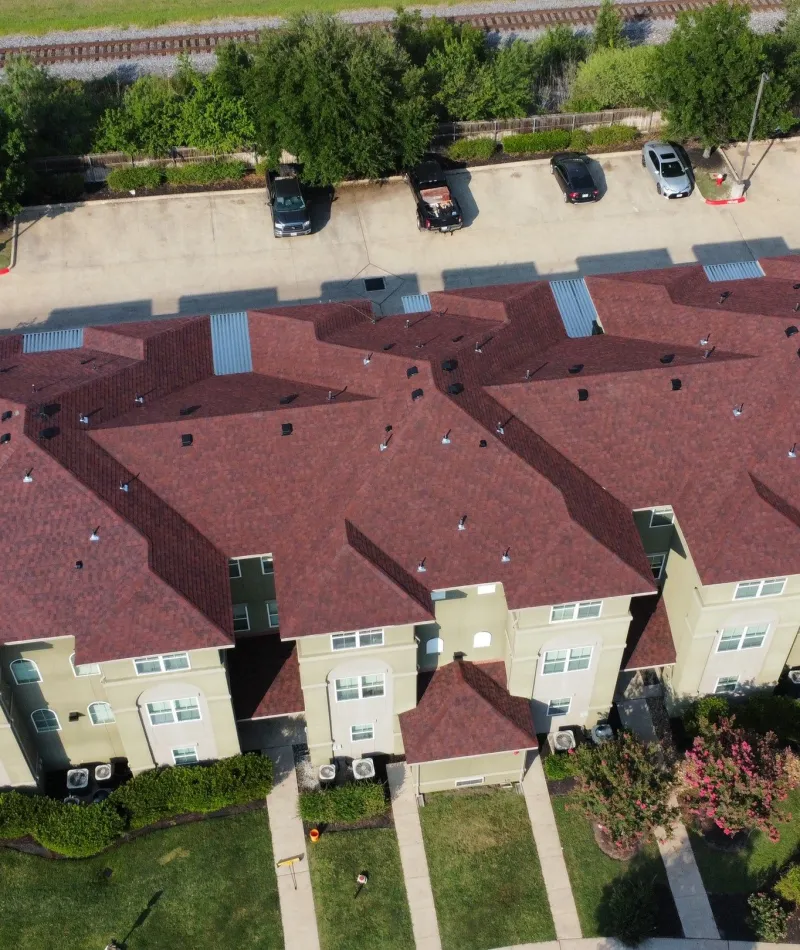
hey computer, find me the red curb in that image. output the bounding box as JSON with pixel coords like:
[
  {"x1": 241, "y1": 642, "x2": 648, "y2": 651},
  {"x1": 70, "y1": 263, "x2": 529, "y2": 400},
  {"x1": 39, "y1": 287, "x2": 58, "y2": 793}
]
[
  {"x1": 704, "y1": 196, "x2": 746, "y2": 205},
  {"x1": 0, "y1": 268, "x2": 9, "y2": 276}
]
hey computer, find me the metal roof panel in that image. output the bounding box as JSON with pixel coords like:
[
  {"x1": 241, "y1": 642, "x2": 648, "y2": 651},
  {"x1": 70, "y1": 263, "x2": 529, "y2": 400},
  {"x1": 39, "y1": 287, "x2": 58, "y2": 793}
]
[
  {"x1": 209, "y1": 312, "x2": 253, "y2": 376},
  {"x1": 22, "y1": 328, "x2": 84, "y2": 353},
  {"x1": 549, "y1": 279, "x2": 599, "y2": 338},
  {"x1": 401, "y1": 294, "x2": 432, "y2": 314},
  {"x1": 704, "y1": 261, "x2": 765, "y2": 282}
]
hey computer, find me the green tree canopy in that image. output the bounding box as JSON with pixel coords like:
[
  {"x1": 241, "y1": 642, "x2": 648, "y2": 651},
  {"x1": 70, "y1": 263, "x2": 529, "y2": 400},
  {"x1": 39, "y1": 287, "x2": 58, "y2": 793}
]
[
  {"x1": 566, "y1": 45, "x2": 656, "y2": 111},
  {"x1": 651, "y1": 1, "x2": 793, "y2": 146},
  {"x1": 593, "y1": 0, "x2": 626, "y2": 51},
  {"x1": 95, "y1": 75, "x2": 182, "y2": 156},
  {"x1": 0, "y1": 105, "x2": 25, "y2": 221}
]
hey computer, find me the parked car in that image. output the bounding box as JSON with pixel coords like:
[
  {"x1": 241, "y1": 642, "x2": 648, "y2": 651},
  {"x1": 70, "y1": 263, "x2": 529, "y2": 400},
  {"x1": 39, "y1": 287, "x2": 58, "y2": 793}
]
[
  {"x1": 406, "y1": 160, "x2": 463, "y2": 233},
  {"x1": 549, "y1": 153, "x2": 600, "y2": 203},
  {"x1": 266, "y1": 167, "x2": 312, "y2": 237},
  {"x1": 641, "y1": 141, "x2": 693, "y2": 198}
]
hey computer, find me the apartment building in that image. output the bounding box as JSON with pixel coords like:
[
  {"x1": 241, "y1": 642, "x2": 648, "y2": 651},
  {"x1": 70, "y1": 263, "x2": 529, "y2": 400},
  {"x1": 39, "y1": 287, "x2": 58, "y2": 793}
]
[{"x1": 1, "y1": 254, "x2": 798, "y2": 792}]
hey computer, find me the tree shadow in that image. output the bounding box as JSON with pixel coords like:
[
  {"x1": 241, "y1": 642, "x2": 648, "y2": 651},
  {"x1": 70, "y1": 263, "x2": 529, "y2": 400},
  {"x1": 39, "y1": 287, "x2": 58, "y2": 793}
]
[
  {"x1": 595, "y1": 848, "x2": 682, "y2": 941},
  {"x1": 114, "y1": 889, "x2": 163, "y2": 948}
]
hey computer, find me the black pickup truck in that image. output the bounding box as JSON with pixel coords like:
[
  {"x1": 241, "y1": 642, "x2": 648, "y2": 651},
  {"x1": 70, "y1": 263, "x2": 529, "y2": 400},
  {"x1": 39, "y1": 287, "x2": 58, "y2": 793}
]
[
  {"x1": 266, "y1": 168, "x2": 312, "y2": 237},
  {"x1": 406, "y1": 160, "x2": 463, "y2": 233}
]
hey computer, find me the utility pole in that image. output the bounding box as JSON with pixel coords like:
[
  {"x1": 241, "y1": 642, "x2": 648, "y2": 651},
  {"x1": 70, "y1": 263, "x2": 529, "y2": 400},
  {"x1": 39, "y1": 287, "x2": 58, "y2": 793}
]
[{"x1": 739, "y1": 72, "x2": 769, "y2": 182}]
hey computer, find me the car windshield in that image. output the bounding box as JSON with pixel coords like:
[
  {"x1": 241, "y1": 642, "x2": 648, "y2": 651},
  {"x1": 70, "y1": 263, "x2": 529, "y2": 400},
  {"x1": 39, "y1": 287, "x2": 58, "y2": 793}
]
[
  {"x1": 660, "y1": 159, "x2": 685, "y2": 178},
  {"x1": 276, "y1": 193, "x2": 305, "y2": 211}
]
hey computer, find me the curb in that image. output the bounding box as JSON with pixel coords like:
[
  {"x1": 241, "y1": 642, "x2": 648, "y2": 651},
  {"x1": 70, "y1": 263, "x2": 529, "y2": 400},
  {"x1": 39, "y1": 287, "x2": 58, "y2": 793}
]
[{"x1": 703, "y1": 195, "x2": 746, "y2": 205}]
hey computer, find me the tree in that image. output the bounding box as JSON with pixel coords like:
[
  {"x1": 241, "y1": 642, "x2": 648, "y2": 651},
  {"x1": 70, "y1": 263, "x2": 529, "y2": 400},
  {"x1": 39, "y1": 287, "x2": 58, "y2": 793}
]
[
  {"x1": 174, "y1": 58, "x2": 255, "y2": 154},
  {"x1": 566, "y1": 46, "x2": 656, "y2": 111},
  {"x1": 249, "y1": 15, "x2": 435, "y2": 185},
  {"x1": 593, "y1": 0, "x2": 626, "y2": 51},
  {"x1": 425, "y1": 28, "x2": 493, "y2": 120},
  {"x1": 651, "y1": 1, "x2": 793, "y2": 147},
  {"x1": 94, "y1": 76, "x2": 182, "y2": 156},
  {"x1": 0, "y1": 106, "x2": 25, "y2": 222}
]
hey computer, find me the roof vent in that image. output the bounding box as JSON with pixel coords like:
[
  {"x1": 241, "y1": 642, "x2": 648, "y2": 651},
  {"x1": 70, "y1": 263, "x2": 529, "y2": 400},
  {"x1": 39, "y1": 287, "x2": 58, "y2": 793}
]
[
  {"x1": 732, "y1": 404, "x2": 743, "y2": 417},
  {"x1": 794, "y1": 283, "x2": 800, "y2": 290},
  {"x1": 39, "y1": 427, "x2": 59, "y2": 440},
  {"x1": 699, "y1": 333, "x2": 710, "y2": 345},
  {"x1": 75, "y1": 560, "x2": 83, "y2": 570},
  {"x1": 501, "y1": 548, "x2": 511, "y2": 563},
  {"x1": 458, "y1": 515, "x2": 467, "y2": 531},
  {"x1": 0, "y1": 433, "x2": 10, "y2": 444},
  {"x1": 179, "y1": 406, "x2": 199, "y2": 416},
  {"x1": 411, "y1": 388, "x2": 424, "y2": 401},
  {"x1": 578, "y1": 389, "x2": 589, "y2": 402},
  {"x1": 78, "y1": 414, "x2": 90, "y2": 425},
  {"x1": 789, "y1": 443, "x2": 797, "y2": 459},
  {"x1": 447, "y1": 383, "x2": 464, "y2": 396},
  {"x1": 495, "y1": 422, "x2": 505, "y2": 435},
  {"x1": 281, "y1": 423, "x2": 293, "y2": 437},
  {"x1": 1, "y1": 410, "x2": 11, "y2": 421},
  {"x1": 364, "y1": 277, "x2": 385, "y2": 292},
  {"x1": 23, "y1": 469, "x2": 33, "y2": 483},
  {"x1": 568, "y1": 364, "x2": 584, "y2": 375},
  {"x1": 671, "y1": 379, "x2": 682, "y2": 391},
  {"x1": 379, "y1": 434, "x2": 391, "y2": 452},
  {"x1": 718, "y1": 291, "x2": 731, "y2": 304},
  {"x1": 703, "y1": 347, "x2": 715, "y2": 359},
  {"x1": 181, "y1": 434, "x2": 193, "y2": 447},
  {"x1": 786, "y1": 326, "x2": 799, "y2": 338},
  {"x1": 89, "y1": 527, "x2": 100, "y2": 542},
  {"x1": 441, "y1": 430, "x2": 451, "y2": 445},
  {"x1": 417, "y1": 558, "x2": 427, "y2": 573},
  {"x1": 479, "y1": 439, "x2": 487, "y2": 448},
  {"x1": 453, "y1": 651, "x2": 466, "y2": 661},
  {"x1": 134, "y1": 394, "x2": 145, "y2": 405},
  {"x1": 279, "y1": 394, "x2": 298, "y2": 405},
  {"x1": 441, "y1": 359, "x2": 458, "y2": 372},
  {"x1": 407, "y1": 366, "x2": 419, "y2": 378},
  {"x1": 659, "y1": 354, "x2": 674, "y2": 364}
]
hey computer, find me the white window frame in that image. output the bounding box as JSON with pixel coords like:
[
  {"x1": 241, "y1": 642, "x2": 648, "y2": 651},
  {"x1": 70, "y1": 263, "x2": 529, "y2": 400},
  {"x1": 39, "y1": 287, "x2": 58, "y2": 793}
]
[
  {"x1": 476, "y1": 584, "x2": 496, "y2": 596},
  {"x1": 266, "y1": 600, "x2": 279, "y2": 628},
  {"x1": 70, "y1": 653, "x2": 100, "y2": 677},
  {"x1": 473, "y1": 631, "x2": 492, "y2": 648},
  {"x1": 547, "y1": 697, "x2": 572, "y2": 716},
  {"x1": 146, "y1": 697, "x2": 201, "y2": 726},
  {"x1": 715, "y1": 675, "x2": 739, "y2": 695},
  {"x1": 541, "y1": 646, "x2": 593, "y2": 675},
  {"x1": 455, "y1": 776, "x2": 485, "y2": 788},
  {"x1": 10, "y1": 658, "x2": 42, "y2": 685},
  {"x1": 331, "y1": 628, "x2": 385, "y2": 651},
  {"x1": 350, "y1": 723, "x2": 374, "y2": 742},
  {"x1": 261, "y1": 556, "x2": 274, "y2": 575},
  {"x1": 426, "y1": 637, "x2": 444, "y2": 655},
  {"x1": 716, "y1": 624, "x2": 769, "y2": 653},
  {"x1": 88, "y1": 702, "x2": 115, "y2": 726},
  {"x1": 334, "y1": 674, "x2": 386, "y2": 702},
  {"x1": 733, "y1": 577, "x2": 786, "y2": 600},
  {"x1": 228, "y1": 558, "x2": 242, "y2": 579},
  {"x1": 133, "y1": 652, "x2": 191, "y2": 676},
  {"x1": 31, "y1": 708, "x2": 60, "y2": 733},
  {"x1": 549, "y1": 600, "x2": 602, "y2": 623},
  {"x1": 649, "y1": 506, "x2": 674, "y2": 528},
  {"x1": 172, "y1": 745, "x2": 199, "y2": 765},
  {"x1": 233, "y1": 604, "x2": 250, "y2": 632},
  {"x1": 647, "y1": 553, "x2": 667, "y2": 580}
]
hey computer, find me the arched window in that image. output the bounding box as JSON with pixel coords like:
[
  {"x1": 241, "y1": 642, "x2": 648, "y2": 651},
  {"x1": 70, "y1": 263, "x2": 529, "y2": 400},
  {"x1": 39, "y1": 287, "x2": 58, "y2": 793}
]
[
  {"x1": 426, "y1": 637, "x2": 444, "y2": 655},
  {"x1": 31, "y1": 709, "x2": 60, "y2": 733},
  {"x1": 10, "y1": 659, "x2": 41, "y2": 685},
  {"x1": 70, "y1": 653, "x2": 100, "y2": 677},
  {"x1": 88, "y1": 702, "x2": 115, "y2": 726},
  {"x1": 473, "y1": 632, "x2": 492, "y2": 648}
]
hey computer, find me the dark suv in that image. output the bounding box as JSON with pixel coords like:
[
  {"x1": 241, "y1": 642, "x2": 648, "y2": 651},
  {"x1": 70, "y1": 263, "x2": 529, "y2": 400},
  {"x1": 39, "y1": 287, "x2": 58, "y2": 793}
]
[
  {"x1": 266, "y1": 168, "x2": 312, "y2": 237},
  {"x1": 406, "y1": 160, "x2": 463, "y2": 233},
  {"x1": 550, "y1": 153, "x2": 600, "y2": 203}
]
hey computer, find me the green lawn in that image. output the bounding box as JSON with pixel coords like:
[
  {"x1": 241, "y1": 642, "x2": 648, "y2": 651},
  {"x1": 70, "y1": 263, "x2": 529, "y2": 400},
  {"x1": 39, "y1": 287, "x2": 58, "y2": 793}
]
[
  {"x1": 307, "y1": 828, "x2": 414, "y2": 950},
  {"x1": 689, "y1": 788, "x2": 800, "y2": 894},
  {"x1": 551, "y1": 794, "x2": 681, "y2": 938},
  {"x1": 0, "y1": 228, "x2": 12, "y2": 271},
  {"x1": 1, "y1": 810, "x2": 284, "y2": 950},
  {"x1": 419, "y1": 789, "x2": 555, "y2": 950}
]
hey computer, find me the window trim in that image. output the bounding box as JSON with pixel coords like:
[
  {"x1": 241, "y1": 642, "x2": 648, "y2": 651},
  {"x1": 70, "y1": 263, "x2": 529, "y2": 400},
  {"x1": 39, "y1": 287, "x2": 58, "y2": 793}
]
[
  {"x1": 455, "y1": 776, "x2": 485, "y2": 788},
  {"x1": 88, "y1": 701, "x2": 115, "y2": 726},
  {"x1": 171, "y1": 745, "x2": 199, "y2": 765},
  {"x1": 70, "y1": 653, "x2": 100, "y2": 677},
  {"x1": 133, "y1": 652, "x2": 191, "y2": 676},
  {"x1": 31, "y1": 708, "x2": 60, "y2": 733},
  {"x1": 476, "y1": 584, "x2": 496, "y2": 596},
  {"x1": 10, "y1": 658, "x2": 42, "y2": 685},
  {"x1": 232, "y1": 604, "x2": 250, "y2": 633},
  {"x1": 714, "y1": 675, "x2": 740, "y2": 695},
  {"x1": 549, "y1": 600, "x2": 603, "y2": 623},
  {"x1": 541, "y1": 646, "x2": 593, "y2": 675},
  {"x1": 649, "y1": 506, "x2": 675, "y2": 528},
  {"x1": 547, "y1": 697, "x2": 572, "y2": 716},
  {"x1": 265, "y1": 600, "x2": 279, "y2": 629},
  {"x1": 146, "y1": 697, "x2": 202, "y2": 727},
  {"x1": 228, "y1": 558, "x2": 242, "y2": 579},
  {"x1": 334, "y1": 673, "x2": 386, "y2": 703},
  {"x1": 350, "y1": 723, "x2": 375, "y2": 742},
  {"x1": 647, "y1": 552, "x2": 667, "y2": 580},
  {"x1": 733, "y1": 577, "x2": 787, "y2": 601},
  {"x1": 331, "y1": 628, "x2": 385, "y2": 652},
  {"x1": 716, "y1": 623, "x2": 769, "y2": 653},
  {"x1": 261, "y1": 555, "x2": 274, "y2": 575}
]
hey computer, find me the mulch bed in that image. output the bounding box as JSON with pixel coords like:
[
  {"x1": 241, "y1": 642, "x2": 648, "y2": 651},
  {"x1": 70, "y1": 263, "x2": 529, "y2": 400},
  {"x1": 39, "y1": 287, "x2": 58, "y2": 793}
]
[
  {"x1": 545, "y1": 777, "x2": 578, "y2": 796},
  {"x1": 678, "y1": 796, "x2": 750, "y2": 852},
  {"x1": 592, "y1": 821, "x2": 642, "y2": 861},
  {"x1": 302, "y1": 812, "x2": 395, "y2": 837}
]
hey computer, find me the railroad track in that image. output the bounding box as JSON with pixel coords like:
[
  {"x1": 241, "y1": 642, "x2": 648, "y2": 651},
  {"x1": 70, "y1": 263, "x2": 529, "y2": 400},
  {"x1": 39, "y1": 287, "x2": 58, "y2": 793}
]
[{"x1": 0, "y1": 0, "x2": 784, "y2": 68}]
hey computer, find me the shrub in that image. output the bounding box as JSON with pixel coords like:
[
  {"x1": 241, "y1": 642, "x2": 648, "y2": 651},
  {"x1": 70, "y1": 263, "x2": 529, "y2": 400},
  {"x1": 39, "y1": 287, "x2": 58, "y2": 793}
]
[
  {"x1": 298, "y1": 782, "x2": 387, "y2": 824},
  {"x1": 776, "y1": 865, "x2": 800, "y2": 906},
  {"x1": 0, "y1": 790, "x2": 48, "y2": 839},
  {"x1": 748, "y1": 893, "x2": 789, "y2": 942},
  {"x1": 604, "y1": 875, "x2": 658, "y2": 946},
  {"x1": 502, "y1": 129, "x2": 571, "y2": 154},
  {"x1": 566, "y1": 46, "x2": 656, "y2": 112},
  {"x1": 738, "y1": 694, "x2": 800, "y2": 748},
  {"x1": 573, "y1": 731, "x2": 677, "y2": 853},
  {"x1": 543, "y1": 750, "x2": 579, "y2": 780},
  {"x1": 446, "y1": 138, "x2": 497, "y2": 161},
  {"x1": 110, "y1": 753, "x2": 273, "y2": 829},
  {"x1": 106, "y1": 165, "x2": 164, "y2": 192},
  {"x1": 683, "y1": 695, "x2": 730, "y2": 740},
  {"x1": 590, "y1": 124, "x2": 639, "y2": 147},
  {"x1": 163, "y1": 160, "x2": 247, "y2": 185},
  {"x1": 33, "y1": 800, "x2": 125, "y2": 858},
  {"x1": 681, "y1": 718, "x2": 794, "y2": 841}
]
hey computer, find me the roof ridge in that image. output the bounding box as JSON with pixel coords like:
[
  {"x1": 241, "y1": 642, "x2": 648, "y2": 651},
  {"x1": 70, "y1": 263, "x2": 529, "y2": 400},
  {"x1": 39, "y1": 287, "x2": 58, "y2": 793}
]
[{"x1": 458, "y1": 660, "x2": 532, "y2": 731}]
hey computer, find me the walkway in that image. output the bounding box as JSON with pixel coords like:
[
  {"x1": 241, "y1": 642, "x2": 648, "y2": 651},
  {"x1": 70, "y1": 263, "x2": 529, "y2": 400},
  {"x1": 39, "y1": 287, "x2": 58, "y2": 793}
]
[
  {"x1": 522, "y1": 755, "x2": 582, "y2": 940},
  {"x1": 386, "y1": 763, "x2": 442, "y2": 950},
  {"x1": 265, "y1": 746, "x2": 321, "y2": 950}
]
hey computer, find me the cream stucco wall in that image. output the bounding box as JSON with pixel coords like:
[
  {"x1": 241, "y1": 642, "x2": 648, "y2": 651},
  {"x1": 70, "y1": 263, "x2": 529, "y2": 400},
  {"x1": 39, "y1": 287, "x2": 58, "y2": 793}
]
[{"x1": 412, "y1": 750, "x2": 528, "y2": 793}]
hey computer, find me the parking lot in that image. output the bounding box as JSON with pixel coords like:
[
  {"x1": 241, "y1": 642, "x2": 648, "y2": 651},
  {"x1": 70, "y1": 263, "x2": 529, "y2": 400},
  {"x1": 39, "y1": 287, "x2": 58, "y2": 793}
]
[{"x1": 1, "y1": 139, "x2": 797, "y2": 332}]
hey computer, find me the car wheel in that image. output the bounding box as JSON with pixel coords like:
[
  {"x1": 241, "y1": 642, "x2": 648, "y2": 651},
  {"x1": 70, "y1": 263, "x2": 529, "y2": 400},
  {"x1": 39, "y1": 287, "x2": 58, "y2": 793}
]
[
  {"x1": 563, "y1": 191, "x2": 569, "y2": 203},
  {"x1": 656, "y1": 183, "x2": 662, "y2": 196},
  {"x1": 549, "y1": 163, "x2": 555, "y2": 174},
  {"x1": 641, "y1": 154, "x2": 646, "y2": 168}
]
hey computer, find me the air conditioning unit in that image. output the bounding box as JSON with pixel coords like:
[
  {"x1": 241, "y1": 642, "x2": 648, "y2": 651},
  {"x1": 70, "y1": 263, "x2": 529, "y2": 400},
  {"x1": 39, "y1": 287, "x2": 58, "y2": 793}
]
[
  {"x1": 789, "y1": 669, "x2": 800, "y2": 685},
  {"x1": 92, "y1": 788, "x2": 112, "y2": 803},
  {"x1": 63, "y1": 795, "x2": 82, "y2": 806},
  {"x1": 318, "y1": 764, "x2": 336, "y2": 784},
  {"x1": 352, "y1": 758, "x2": 376, "y2": 780},
  {"x1": 591, "y1": 723, "x2": 614, "y2": 745},
  {"x1": 548, "y1": 730, "x2": 576, "y2": 753},
  {"x1": 66, "y1": 768, "x2": 90, "y2": 791},
  {"x1": 94, "y1": 763, "x2": 113, "y2": 782}
]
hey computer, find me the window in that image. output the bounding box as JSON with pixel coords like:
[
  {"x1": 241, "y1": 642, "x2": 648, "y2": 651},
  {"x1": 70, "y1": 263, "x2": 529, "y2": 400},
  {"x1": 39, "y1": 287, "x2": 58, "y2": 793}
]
[
  {"x1": 473, "y1": 631, "x2": 492, "y2": 648},
  {"x1": 335, "y1": 674, "x2": 385, "y2": 702},
  {"x1": 172, "y1": 746, "x2": 199, "y2": 765},
  {"x1": 426, "y1": 637, "x2": 444, "y2": 655},
  {"x1": 146, "y1": 697, "x2": 201, "y2": 726},
  {"x1": 88, "y1": 702, "x2": 115, "y2": 725},
  {"x1": 261, "y1": 556, "x2": 274, "y2": 575},
  {"x1": 70, "y1": 653, "x2": 100, "y2": 677},
  {"x1": 649, "y1": 506, "x2": 674, "y2": 528},
  {"x1": 228, "y1": 558, "x2": 241, "y2": 579},
  {"x1": 350, "y1": 723, "x2": 374, "y2": 742},
  {"x1": 715, "y1": 675, "x2": 739, "y2": 695},
  {"x1": 647, "y1": 553, "x2": 667, "y2": 580},
  {"x1": 455, "y1": 776, "x2": 484, "y2": 787},
  {"x1": 134, "y1": 653, "x2": 191, "y2": 675},
  {"x1": 10, "y1": 659, "x2": 41, "y2": 685},
  {"x1": 431, "y1": 590, "x2": 446, "y2": 601},
  {"x1": 477, "y1": 584, "x2": 496, "y2": 595},
  {"x1": 550, "y1": 601, "x2": 602, "y2": 623},
  {"x1": 233, "y1": 604, "x2": 250, "y2": 632},
  {"x1": 734, "y1": 577, "x2": 786, "y2": 600},
  {"x1": 332, "y1": 629, "x2": 385, "y2": 651},
  {"x1": 266, "y1": 600, "x2": 279, "y2": 628},
  {"x1": 542, "y1": 646, "x2": 593, "y2": 675},
  {"x1": 31, "y1": 708, "x2": 60, "y2": 733},
  {"x1": 717, "y1": 624, "x2": 769, "y2": 652},
  {"x1": 547, "y1": 697, "x2": 571, "y2": 716}
]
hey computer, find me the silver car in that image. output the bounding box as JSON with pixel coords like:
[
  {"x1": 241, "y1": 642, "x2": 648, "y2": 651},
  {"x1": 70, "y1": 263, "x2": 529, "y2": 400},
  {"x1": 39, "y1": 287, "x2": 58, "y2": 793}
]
[{"x1": 641, "y1": 141, "x2": 693, "y2": 198}]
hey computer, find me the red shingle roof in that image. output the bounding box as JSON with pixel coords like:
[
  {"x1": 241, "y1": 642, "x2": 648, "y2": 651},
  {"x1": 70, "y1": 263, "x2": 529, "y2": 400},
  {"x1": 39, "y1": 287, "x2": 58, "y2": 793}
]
[
  {"x1": 399, "y1": 660, "x2": 537, "y2": 763},
  {"x1": 227, "y1": 635, "x2": 304, "y2": 720},
  {"x1": 621, "y1": 594, "x2": 676, "y2": 671}
]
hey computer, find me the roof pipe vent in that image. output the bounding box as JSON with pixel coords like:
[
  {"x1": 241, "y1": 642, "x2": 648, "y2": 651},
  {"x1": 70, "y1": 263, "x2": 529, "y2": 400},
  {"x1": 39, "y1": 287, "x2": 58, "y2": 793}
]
[
  {"x1": 671, "y1": 379, "x2": 682, "y2": 391},
  {"x1": 416, "y1": 558, "x2": 427, "y2": 573},
  {"x1": 501, "y1": 548, "x2": 511, "y2": 563},
  {"x1": 578, "y1": 389, "x2": 589, "y2": 402},
  {"x1": 732, "y1": 404, "x2": 743, "y2": 417},
  {"x1": 786, "y1": 326, "x2": 799, "y2": 338}
]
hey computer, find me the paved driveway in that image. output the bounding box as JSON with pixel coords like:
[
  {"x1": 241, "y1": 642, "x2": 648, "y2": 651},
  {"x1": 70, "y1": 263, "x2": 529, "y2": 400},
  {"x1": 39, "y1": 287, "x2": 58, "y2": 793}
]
[{"x1": 1, "y1": 140, "x2": 797, "y2": 332}]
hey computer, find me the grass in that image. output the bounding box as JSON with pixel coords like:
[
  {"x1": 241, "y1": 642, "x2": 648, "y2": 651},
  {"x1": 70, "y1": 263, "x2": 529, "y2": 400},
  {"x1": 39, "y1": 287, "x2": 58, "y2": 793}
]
[
  {"x1": 307, "y1": 828, "x2": 414, "y2": 950},
  {"x1": 0, "y1": 227, "x2": 12, "y2": 270},
  {"x1": 419, "y1": 788, "x2": 555, "y2": 950},
  {"x1": 694, "y1": 168, "x2": 736, "y2": 201},
  {"x1": 552, "y1": 793, "x2": 681, "y2": 938},
  {"x1": 0, "y1": 810, "x2": 284, "y2": 950},
  {"x1": 689, "y1": 789, "x2": 800, "y2": 894}
]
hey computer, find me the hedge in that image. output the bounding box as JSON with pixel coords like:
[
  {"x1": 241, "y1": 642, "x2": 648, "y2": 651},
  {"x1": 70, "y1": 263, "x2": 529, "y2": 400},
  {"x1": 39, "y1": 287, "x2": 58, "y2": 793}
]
[
  {"x1": 502, "y1": 129, "x2": 571, "y2": 155},
  {"x1": 568, "y1": 129, "x2": 592, "y2": 151},
  {"x1": 298, "y1": 782, "x2": 387, "y2": 824},
  {"x1": 446, "y1": 137, "x2": 497, "y2": 161},
  {"x1": 163, "y1": 160, "x2": 247, "y2": 185},
  {"x1": 0, "y1": 791, "x2": 123, "y2": 858},
  {"x1": 106, "y1": 166, "x2": 164, "y2": 191},
  {"x1": 589, "y1": 124, "x2": 638, "y2": 147}
]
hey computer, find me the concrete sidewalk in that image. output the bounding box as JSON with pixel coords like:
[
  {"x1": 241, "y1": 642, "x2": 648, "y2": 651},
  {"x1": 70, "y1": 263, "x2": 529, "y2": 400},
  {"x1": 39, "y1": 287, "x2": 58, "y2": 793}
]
[
  {"x1": 387, "y1": 763, "x2": 442, "y2": 950},
  {"x1": 266, "y1": 746, "x2": 321, "y2": 950}
]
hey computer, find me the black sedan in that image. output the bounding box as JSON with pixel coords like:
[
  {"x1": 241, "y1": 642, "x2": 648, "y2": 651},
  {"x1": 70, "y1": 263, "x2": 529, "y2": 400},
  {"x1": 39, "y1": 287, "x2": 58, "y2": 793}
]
[
  {"x1": 550, "y1": 153, "x2": 600, "y2": 204},
  {"x1": 406, "y1": 160, "x2": 463, "y2": 233}
]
